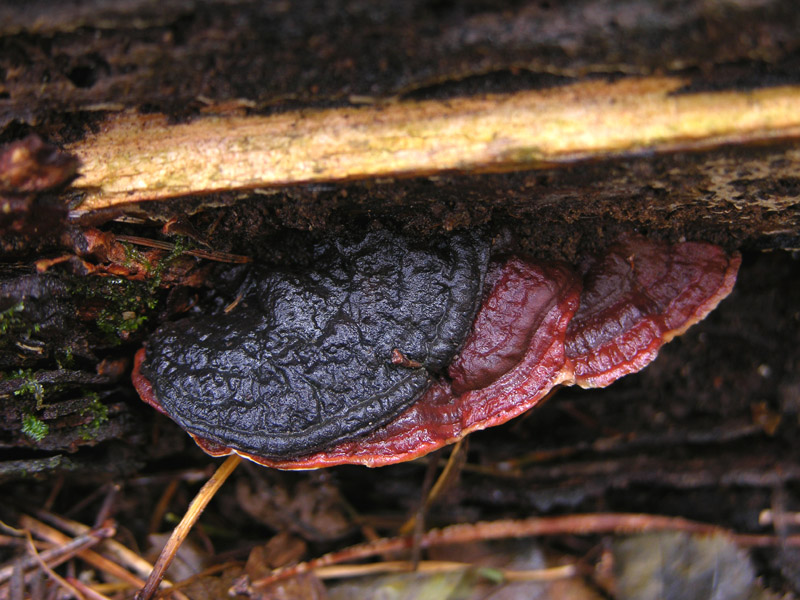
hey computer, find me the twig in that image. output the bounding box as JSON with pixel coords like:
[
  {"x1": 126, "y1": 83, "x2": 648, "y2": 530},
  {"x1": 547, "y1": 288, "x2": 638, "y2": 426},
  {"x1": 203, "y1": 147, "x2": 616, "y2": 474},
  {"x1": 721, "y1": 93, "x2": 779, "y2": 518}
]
[
  {"x1": 69, "y1": 81, "x2": 800, "y2": 211},
  {"x1": 65, "y1": 483, "x2": 115, "y2": 519},
  {"x1": 759, "y1": 508, "x2": 800, "y2": 528},
  {"x1": 33, "y1": 510, "x2": 186, "y2": 596},
  {"x1": 427, "y1": 438, "x2": 468, "y2": 508},
  {"x1": 311, "y1": 560, "x2": 577, "y2": 582},
  {"x1": 9, "y1": 558, "x2": 23, "y2": 600},
  {"x1": 0, "y1": 524, "x2": 114, "y2": 585},
  {"x1": 114, "y1": 235, "x2": 250, "y2": 263},
  {"x1": 153, "y1": 561, "x2": 244, "y2": 599},
  {"x1": 400, "y1": 439, "x2": 467, "y2": 536},
  {"x1": 408, "y1": 450, "x2": 441, "y2": 568},
  {"x1": 43, "y1": 476, "x2": 65, "y2": 512},
  {"x1": 149, "y1": 479, "x2": 180, "y2": 536},
  {"x1": 249, "y1": 512, "x2": 800, "y2": 588},
  {"x1": 0, "y1": 536, "x2": 34, "y2": 549},
  {"x1": 67, "y1": 577, "x2": 113, "y2": 600},
  {"x1": 478, "y1": 421, "x2": 771, "y2": 476},
  {"x1": 127, "y1": 468, "x2": 214, "y2": 488},
  {"x1": 94, "y1": 484, "x2": 121, "y2": 528},
  {"x1": 0, "y1": 522, "x2": 25, "y2": 538},
  {"x1": 19, "y1": 515, "x2": 145, "y2": 590},
  {"x1": 23, "y1": 533, "x2": 86, "y2": 600},
  {"x1": 136, "y1": 454, "x2": 242, "y2": 600},
  {"x1": 463, "y1": 454, "x2": 800, "y2": 494}
]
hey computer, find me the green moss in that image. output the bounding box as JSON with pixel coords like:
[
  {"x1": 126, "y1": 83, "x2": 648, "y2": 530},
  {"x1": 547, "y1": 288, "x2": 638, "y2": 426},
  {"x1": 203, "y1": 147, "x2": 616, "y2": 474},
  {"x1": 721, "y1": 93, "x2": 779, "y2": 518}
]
[
  {"x1": 0, "y1": 302, "x2": 41, "y2": 349},
  {"x1": 10, "y1": 368, "x2": 45, "y2": 407},
  {"x1": 119, "y1": 241, "x2": 152, "y2": 272},
  {"x1": 97, "y1": 304, "x2": 150, "y2": 338},
  {"x1": 120, "y1": 236, "x2": 189, "y2": 288},
  {"x1": 22, "y1": 413, "x2": 49, "y2": 442},
  {"x1": 78, "y1": 392, "x2": 109, "y2": 441},
  {"x1": 8, "y1": 376, "x2": 109, "y2": 443},
  {"x1": 149, "y1": 236, "x2": 189, "y2": 288},
  {"x1": 71, "y1": 236, "x2": 191, "y2": 343},
  {"x1": 72, "y1": 276, "x2": 158, "y2": 343},
  {"x1": 0, "y1": 302, "x2": 26, "y2": 334},
  {"x1": 55, "y1": 347, "x2": 74, "y2": 369}
]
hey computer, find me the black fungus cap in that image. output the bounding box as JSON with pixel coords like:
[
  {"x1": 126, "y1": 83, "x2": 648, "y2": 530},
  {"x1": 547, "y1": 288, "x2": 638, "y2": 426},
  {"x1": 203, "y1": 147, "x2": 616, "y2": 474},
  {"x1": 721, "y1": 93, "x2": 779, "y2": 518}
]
[{"x1": 140, "y1": 229, "x2": 489, "y2": 458}]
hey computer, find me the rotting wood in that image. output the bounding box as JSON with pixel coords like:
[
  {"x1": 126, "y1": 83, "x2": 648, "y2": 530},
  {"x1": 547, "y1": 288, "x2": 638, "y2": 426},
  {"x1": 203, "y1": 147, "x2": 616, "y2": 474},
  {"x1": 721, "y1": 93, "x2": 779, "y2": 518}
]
[
  {"x1": 68, "y1": 78, "x2": 800, "y2": 213},
  {"x1": 2, "y1": 0, "x2": 799, "y2": 127}
]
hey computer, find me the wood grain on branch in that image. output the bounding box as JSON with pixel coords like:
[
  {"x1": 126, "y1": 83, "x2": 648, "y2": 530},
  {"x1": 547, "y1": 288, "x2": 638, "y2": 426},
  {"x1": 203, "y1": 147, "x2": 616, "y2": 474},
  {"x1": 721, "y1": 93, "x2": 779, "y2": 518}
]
[{"x1": 69, "y1": 78, "x2": 800, "y2": 213}]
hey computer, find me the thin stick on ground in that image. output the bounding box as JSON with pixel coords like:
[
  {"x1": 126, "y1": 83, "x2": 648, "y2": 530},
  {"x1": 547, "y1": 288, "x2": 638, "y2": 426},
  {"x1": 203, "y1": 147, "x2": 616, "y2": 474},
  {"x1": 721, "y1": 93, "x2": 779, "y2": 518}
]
[
  {"x1": 148, "y1": 479, "x2": 180, "y2": 536},
  {"x1": 248, "y1": 512, "x2": 800, "y2": 589},
  {"x1": 408, "y1": 449, "x2": 441, "y2": 569},
  {"x1": 67, "y1": 577, "x2": 114, "y2": 600},
  {"x1": 19, "y1": 514, "x2": 147, "y2": 591},
  {"x1": 400, "y1": 439, "x2": 468, "y2": 536},
  {"x1": 312, "y1": 560, "x2": 577, "y2": 582},
  {"x1": 0, "y1": 523, "x2": 115, "y2": 585},
  {"x1": 136, "y1": 454, "x2": 242, "y2": 600},
  {"x1": 24, "y1": 533, "x2": 87, "y2": 600},
  {"x1": 153, "y1": 561, "x2": 244, "y2": 599},
  {"x1": 33, "y1": 509, "x2": 187, "y2": 598}
]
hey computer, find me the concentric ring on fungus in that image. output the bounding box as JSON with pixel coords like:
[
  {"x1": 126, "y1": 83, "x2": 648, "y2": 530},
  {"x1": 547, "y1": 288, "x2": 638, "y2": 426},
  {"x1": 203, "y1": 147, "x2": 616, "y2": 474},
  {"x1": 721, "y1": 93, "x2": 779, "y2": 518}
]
[{"x1": 133, "y1": 231, "x2": 741, "y2": 469}]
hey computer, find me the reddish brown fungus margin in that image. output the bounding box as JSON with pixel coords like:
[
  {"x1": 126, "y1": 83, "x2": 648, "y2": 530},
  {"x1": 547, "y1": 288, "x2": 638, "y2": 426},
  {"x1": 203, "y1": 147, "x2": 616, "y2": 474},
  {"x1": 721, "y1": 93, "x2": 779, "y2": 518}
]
[
  {"x1": 132, "y1": 234, "x2": 741, "y2": 469},
  {"x1": 564, "y1": 235, "x2": 742, "y2": 388}
]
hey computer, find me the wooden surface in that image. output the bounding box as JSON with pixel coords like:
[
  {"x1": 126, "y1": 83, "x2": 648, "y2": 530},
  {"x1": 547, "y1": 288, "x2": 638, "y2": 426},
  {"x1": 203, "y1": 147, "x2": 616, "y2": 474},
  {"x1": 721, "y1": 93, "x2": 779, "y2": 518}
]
[{"x1": 67, "y1": 79, "x2": 800, "y2": 213}]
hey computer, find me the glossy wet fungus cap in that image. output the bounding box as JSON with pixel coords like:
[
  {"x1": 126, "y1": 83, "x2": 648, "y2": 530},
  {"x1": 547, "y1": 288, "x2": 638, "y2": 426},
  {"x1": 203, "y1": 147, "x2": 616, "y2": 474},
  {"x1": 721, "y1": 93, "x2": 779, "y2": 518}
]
[
  {"x1": 133, "y1": 231, "x2": 741, "y2": 469},
  {"x1": 134, "y1": 229, "x2": 490, "y2": 459},
  {"x1": 244, "y1": 258, "x2": 583, "y2": 469}
]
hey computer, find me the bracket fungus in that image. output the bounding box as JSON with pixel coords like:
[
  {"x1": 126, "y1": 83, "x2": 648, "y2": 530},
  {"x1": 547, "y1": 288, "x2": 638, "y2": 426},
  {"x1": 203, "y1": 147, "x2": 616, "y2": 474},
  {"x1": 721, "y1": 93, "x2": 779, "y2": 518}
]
[
  {"x1": 134, "y1": 229, "x2": 490, "y2": 459},
  {"x1": 133, "y1": 231, "x2": 740, "y2": 469}
]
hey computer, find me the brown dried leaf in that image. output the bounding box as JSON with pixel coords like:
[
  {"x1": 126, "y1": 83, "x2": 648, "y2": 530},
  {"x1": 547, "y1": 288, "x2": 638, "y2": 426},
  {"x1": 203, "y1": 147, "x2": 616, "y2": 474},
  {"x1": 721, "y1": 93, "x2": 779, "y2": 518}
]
[{"x1": 236, "y1": 471, "x2": 352, "y2": 542}]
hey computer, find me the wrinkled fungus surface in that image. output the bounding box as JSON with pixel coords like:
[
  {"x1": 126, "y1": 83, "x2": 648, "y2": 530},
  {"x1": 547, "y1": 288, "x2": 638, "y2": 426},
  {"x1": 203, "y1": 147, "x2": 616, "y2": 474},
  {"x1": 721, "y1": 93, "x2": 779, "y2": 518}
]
[
  {"x1": 239, "y1": 260, "x2": 582, "y2": 469},
  {"x1": 135, "y1": 229, "x2": 489, "y2": 458},
  {"x1": 133, "y1": 232, "x2": 741, "y2": 469},
  {"x1": 564, "y1": 235, "x2": 742, "y2": 388},
  {"x1": 448, "y1": 258, "x2": 578, "y2": 394}
]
